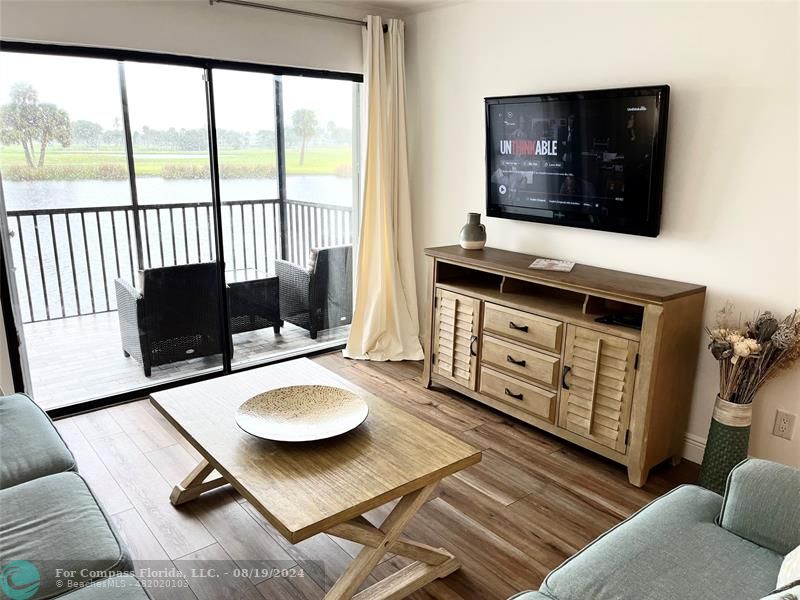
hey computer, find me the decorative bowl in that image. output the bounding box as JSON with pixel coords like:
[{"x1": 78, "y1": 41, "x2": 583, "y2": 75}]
[{"x1": 235, "y1": 385, "x2": 369, "y2": 442}]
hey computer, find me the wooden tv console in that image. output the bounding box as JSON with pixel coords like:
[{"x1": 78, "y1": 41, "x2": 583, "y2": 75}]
[{"x1": 421, "y1": 246, "x2": 706, "y2": 486}]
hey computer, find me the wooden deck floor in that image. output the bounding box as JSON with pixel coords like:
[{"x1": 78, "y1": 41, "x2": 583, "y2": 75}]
[
  {"x1": 24, "y1": 312, "x2": 349, "y2": 410},
  {"x1": 54, "y1": 351, "x2": 698, "y2": 600}
]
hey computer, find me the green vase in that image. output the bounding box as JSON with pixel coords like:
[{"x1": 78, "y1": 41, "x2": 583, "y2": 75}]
[{"x1": 698, "y1": 395, "x2": 752, "y2": 495}]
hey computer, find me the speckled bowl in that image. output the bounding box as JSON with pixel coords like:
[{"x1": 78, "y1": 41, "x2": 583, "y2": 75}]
[{"x1": 235, "y1": 385, "x2": 369, "y2": 442}]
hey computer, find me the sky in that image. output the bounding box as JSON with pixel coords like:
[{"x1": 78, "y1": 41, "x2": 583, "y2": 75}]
[{"x1": 0, "y1": 52, "x2": 355, "y2": 133}]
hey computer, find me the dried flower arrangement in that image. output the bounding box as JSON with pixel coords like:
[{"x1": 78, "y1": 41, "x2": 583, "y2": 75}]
[{"x1": 707, "y1": 303, "x2": 800, "y2": 404}]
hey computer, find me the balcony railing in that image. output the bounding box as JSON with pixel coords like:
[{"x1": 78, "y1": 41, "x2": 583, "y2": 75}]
[{"x1": 6, "y1": 199, "x2": 353, "y2": 323}]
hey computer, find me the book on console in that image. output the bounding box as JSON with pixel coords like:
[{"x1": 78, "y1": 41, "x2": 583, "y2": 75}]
[{"x1": 528, "y1": 258, "x2": 575, "y2": 272}]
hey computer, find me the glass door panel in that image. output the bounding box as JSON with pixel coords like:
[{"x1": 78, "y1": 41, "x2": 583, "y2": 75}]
[
  {"x1": 124, "y1": 62, "x2": 215, "y2": 267},
  {"x1": 212, "y1": 69, "x2": 281, "y2": 367},
  {"x1": 0, "y1": 48, "x2": 362, "y2": 411},
  {"x1": 122, "y1": 61, "x2": 225, "y2": 382},
  {"x1": 0, "y1": 52, "x2": 225, "y2": 410},
  {"x1": 0, "y1": 52, "x2": 139, "y2": 410},
  {"x1": 283, "y1": 76, "x2": 356, "y2": 266},
  {"x1": 282, "y1": 76, "x2": 356, "y2": 347},
  {"x1": 215, "y1": 73, "x2": 358, "y2": 369}
]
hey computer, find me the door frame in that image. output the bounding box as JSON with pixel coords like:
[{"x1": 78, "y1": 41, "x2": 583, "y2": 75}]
[
  {"x1": 0, "y1": 41, "x2": 362, "y2": 417},
  {"x1": 0, "y1": 173, "x2": 30, "y2": 394}
]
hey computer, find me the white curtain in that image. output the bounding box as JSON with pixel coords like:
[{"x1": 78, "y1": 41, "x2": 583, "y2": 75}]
[{"x1": 343, "y1": 16, "x2": 423, "y2": 361}]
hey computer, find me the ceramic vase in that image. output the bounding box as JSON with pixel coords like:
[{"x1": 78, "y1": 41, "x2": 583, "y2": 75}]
[
  {"x1": 459, "y1": 213, "x2": 486, "y2": 250},
  {"x1": 697, "y1": 395, "x2": 752, "y2": 495}
]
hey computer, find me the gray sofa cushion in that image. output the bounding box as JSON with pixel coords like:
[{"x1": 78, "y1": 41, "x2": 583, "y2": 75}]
[
  {"x1": 541, "y1": 485, "x2": 782, "y2": 600},
  {"x1": 0, "y1": 472, "x2": 132, "y2": 600},
  {"x1": 720, "y1": 458, "x2": 800, "y2": 555},
  {"x1": 509, "y1": 592, "x2": 553, "y2": 600},
  {"x1": 59, "y1": 575, "x2": 151, "y2": 599},
  {"x1": 0, "y1": 393, "x2": 76, "y2": 489}
]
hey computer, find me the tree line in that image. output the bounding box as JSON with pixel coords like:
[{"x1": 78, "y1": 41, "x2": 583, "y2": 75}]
[{"x1": 1, "y1": 82, "x2": 351, "y2": 168}]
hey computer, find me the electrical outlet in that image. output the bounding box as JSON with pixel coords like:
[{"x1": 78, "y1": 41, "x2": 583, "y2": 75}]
[{"x1": 772, "y1": 410, "x2": 796, "y2": 441}]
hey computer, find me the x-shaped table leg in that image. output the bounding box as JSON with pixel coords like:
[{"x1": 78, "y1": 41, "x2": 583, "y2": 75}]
[
  {"x1": 324, "y1": 483, "x2": 460, "y2": 600},
  {"x1": 169, "y1": 461, "x2": 460, "y2": 599},
  {"x1": 169, "y1": 458, "x2": 228, "y2": 506}
]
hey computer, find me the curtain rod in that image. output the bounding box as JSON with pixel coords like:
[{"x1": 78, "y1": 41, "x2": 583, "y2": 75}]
[{"x1": 209, "y1": 0, "x2": 389, "y2": 31}]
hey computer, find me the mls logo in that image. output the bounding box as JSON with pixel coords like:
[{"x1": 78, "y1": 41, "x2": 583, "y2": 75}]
[{"x1": 1, "y1": 561, "x2": 40, "y2": 600}]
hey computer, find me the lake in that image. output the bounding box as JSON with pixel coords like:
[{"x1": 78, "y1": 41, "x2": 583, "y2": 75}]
[{"x1": 3, "y1": 175, "x2": 354, "y2": 210}]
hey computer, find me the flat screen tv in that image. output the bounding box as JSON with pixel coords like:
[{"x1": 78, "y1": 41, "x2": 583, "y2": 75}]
[{"x1": 485, "y1": 85, "x2": 669, "y2": 237}]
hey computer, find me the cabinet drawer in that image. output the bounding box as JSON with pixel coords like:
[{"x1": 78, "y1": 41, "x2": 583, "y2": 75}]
[
  {"x1": 483, "y1": 302, "x2": 563, "y2": 353},
  {"x1": 479, "y1": 366, "x2": 556, "y2": 423},
  {"x1": 481, "y1": 334, "x2": 560, "y2": 388}
]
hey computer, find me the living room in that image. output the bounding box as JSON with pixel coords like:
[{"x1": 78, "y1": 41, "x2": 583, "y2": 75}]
[{"x1": 0, "y1": 1, "x2": 798, "y2": 599}]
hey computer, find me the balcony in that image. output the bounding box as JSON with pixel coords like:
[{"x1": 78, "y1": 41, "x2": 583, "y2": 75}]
[{"x1": 5, "y1": 198, "x2": 353, "y2": 410}]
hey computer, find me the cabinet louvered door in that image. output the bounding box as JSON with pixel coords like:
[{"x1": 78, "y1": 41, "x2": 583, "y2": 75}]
[
  {"x1": 558, "y1": 326, "x2": 638, "y2": 453},
  {"x1": 432, "y1": 289, "x2": 481, "y2": 390}
]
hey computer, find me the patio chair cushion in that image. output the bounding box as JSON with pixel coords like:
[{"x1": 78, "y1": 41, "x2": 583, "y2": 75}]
[
  {"x1": 0, "y1": 472, "x2": 132, "y2": 600},
  {"x1": 0, "y1": 393, "x2": 76, "y2": 489},
  {"x1": 59, "y1": 574, "x2": 151, "y2": 599},
  {"x1": 540, "y1": 485, "x2": 782, "y2": 600}
]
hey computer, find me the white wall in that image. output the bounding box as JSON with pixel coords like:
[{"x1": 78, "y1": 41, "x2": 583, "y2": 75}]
[
  {"x1": 0, "y1": 0, "x2": 369, "y2": 74},
  {"x1": 405, "y1": 1, "x2": 800, "y2": 466}
]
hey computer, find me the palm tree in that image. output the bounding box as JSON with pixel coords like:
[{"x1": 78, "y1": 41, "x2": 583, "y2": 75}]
[
  {"x1": 291, "y1": 109, "x2": 318, "y2": 166},
  {"x1": 0, "y1": 82, "x2": 71, "y2": 168}
]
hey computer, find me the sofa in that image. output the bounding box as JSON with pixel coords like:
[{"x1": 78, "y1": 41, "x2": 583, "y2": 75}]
[
  {"x1": 511, "y1": 459, "x2": 800, "y2": 600},
  {"x1": 0, "y1": 393, "x2": 151, "y2": 599}
]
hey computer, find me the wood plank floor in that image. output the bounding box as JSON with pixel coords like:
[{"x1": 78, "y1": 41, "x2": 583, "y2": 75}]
[{"x1": 54, "y1": 351, "x2": 698, "y2": 600}]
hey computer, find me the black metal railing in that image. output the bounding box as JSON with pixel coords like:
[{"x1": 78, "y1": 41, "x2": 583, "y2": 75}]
[
  {"x1": 285, "y1": 200, "x2": 354, "y2": 266},
  {"x1": 7, "y1": 199, "x2": 352, "y2": 323}
]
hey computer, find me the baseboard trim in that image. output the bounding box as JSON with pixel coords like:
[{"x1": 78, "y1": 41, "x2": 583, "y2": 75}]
[{"x1": 683, "y1": 433, "x2": 707, "y2": 464}]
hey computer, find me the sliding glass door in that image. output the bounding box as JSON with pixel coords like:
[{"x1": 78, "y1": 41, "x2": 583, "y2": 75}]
[
  {"x1": 0, "y1": 45, "x2": 360, "y2": 411},
  {"x1": 120, "y1": 61, "x2": 226, "y2": 382},
  {"x1": 213, "y1": 70, "x2": 358, "y2": 368},
  {"x1": 0, "y1": 54, "x2": 226, "y2": 410}
]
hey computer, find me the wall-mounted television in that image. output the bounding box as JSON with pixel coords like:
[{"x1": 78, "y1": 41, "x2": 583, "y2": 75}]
[{"x1": 485, "y1": 85, "x2": 669, "y2": 237}]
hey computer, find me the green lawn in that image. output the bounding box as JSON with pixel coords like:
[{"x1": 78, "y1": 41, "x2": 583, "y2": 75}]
[{"x1": 0, "y1": 146, "x2": 352, "y2": 179}]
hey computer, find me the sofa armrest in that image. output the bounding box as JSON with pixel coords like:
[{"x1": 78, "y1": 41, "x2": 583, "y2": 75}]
[
  {"x1": 719, "y1": 458, "x2": 800, "y2": 555},
  {"x1": 0, "y1": 393, "x2": 77, "y2": 489}
]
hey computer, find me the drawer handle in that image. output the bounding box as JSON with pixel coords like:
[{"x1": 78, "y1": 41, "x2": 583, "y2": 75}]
[
  {"x1": 504, "y1": 387, "x2": 524, "y2": 400},
  {"x1": 562, "y1": 365, "x2": 572, "y2": 390},
  {"x1": 469, "y1": 335, "x2": 478, "y2": 357},
  {"x1": 506, "y1": 355, "x2": 526, "y2": 367},
  {"x1": 508, "y1": 321, "x2": 529, "y2": 333}
]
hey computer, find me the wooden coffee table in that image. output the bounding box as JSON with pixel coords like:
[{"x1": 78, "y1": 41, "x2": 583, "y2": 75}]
[{"x1": 150, "y1": 358, "x2": 481, "y2": 599}]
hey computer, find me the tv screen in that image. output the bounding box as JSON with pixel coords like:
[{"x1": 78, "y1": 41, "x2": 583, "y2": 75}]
[{"x1": 485, "y1": 86, "x2": 669, "y2": 237}]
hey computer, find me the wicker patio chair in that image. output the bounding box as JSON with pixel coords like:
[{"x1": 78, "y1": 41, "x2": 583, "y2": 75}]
[
  {"x1": 115, "y1": 263, "x2": 223, "y2": 376},
  {"x1": 276, "y1": 245, "x2": 353, "y2": 339}
]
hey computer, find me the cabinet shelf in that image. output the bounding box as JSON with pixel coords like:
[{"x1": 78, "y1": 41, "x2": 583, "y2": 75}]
[{"x1": 436, "y1": 279, "x2": 641, "y2": 341}]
